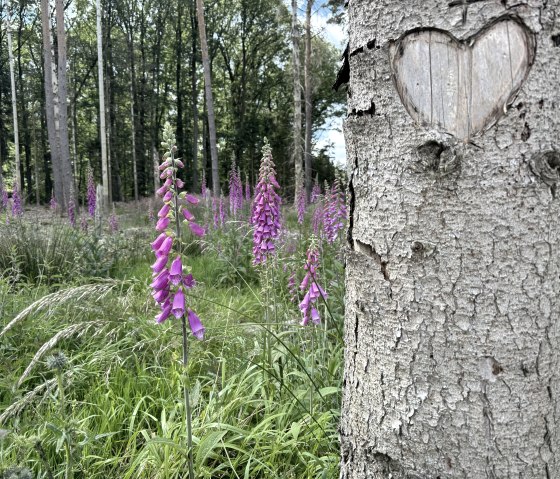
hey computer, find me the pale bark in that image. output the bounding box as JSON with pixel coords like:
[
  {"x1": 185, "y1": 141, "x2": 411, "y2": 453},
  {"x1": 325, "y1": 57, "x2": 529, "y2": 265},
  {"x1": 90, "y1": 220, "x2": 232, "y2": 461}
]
[
  {"x1": 6, "y1": 22, "x2": 21, "y2": 192},
  {"x1": 97, "y1": 0, "x2": 110, "y2": 209},
  {"x1": 195, "y1": 0, "x2": 219, "y2": 196},
  {"x1": 304, "y1": 0, "x2": 313, "y2": 202},
  {"x1": 55, "y1": 0, "x2": 74, "y2": 205},
  {"x1": 341, "y1": 1, "x2": 560, "y2": 478},
  {"x1": 291, "y1": 0, "x2": 303, "y2": 202},
  {"x1": 41, "y1": 0, "x2": 63, "y2": 208},
  {"x1": 190, "y1": 0, "x2": 199, "y2": 192}
]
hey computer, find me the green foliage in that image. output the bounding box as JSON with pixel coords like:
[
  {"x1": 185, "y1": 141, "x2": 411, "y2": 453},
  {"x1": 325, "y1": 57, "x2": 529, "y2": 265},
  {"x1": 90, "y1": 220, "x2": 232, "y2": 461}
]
[{"x1": 0, "y1": 200, "x2": 345, "y2": 478}]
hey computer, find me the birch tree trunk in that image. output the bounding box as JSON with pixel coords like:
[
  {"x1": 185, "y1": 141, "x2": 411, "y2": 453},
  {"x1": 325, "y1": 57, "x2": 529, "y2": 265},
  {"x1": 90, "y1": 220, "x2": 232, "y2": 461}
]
[
  {"x1": 97, "y1": 0, "x2": 110, "y2": 209},
  {"x1": 55, "y1": 0, "x2": 74, "y2": 206},
  {"x1": 6, "y1": 22, "x2": 21, "y2": 192},
  {"x1": 291, "y1": 0, "x2": 303, "y2": 202},
  {"x1": 41, "y1": 0, "x2": 63, "y2": 207},
  {"x1": 303, "y1": 0, "x2": 313, "y2": 202},
  {"x1": 195, "y1": 0, "x2": 219, "y2": 196},
  {"x1": 341, "y1": 1, "x2": 560, "y2": 478}
]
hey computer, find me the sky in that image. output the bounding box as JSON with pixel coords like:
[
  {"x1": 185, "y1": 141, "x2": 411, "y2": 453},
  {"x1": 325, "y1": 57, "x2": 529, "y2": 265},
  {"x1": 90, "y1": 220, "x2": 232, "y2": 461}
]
[
  {"x1": 287, "y1": 1, "x2": 348, "y2": 168},
  {"x1": 311, "y1": 4, "x2": 347, "y2": 167}
]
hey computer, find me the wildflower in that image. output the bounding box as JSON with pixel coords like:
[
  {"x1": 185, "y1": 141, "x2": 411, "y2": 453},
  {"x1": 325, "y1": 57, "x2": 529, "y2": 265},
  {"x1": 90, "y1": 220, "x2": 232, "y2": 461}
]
[
  {"x1": 251, "y1": 140, "x2": 281, "y2": 264},
  {"x1": 296, "y1": 186, "x2": 306, "y2": 225},
  {"x1": 219, "y1": 196, "x2": 226, "y2": 226},
  {"x1": 187, "y1": 309, "x2": 205, "y2": 340},
  {"x1": 288, "y1": 270, "x2": 297, "y2": 303},
  {"x1": 229, "y1": 158, "x2": 243, "y2": 216},
  {"x1": 245, "y1": 175, "x2": 251, "y2": 202},
  {"x1": 109, "y1": 208, "x2": 119, "y2": 233},
  {"x1": 150, "y1": 122, "x2": 204, "y2": 339},
  {"x1": 324, "y1": 178, "x2": 346, "y2": 244},
  {"x1": 50, "y1": 192, "x2": 58, "y2": 211},
  {"x1": 310, "y1": 175, "x2": 321, "y2": 204},
  {"x1": 299, "y1": 239, "x2": 327, "y2": 326},
  {"x1": 80, "y1": 215, "x2": 88, "y2": 232},
  {"x1": 87, "y1": 167, "x2": 96, "y2": 217},
  {"x1": 67, "y1": 197, "x2": 75, "y2": 227},
  {"x1": 12, "y1": 184, "x2": 23, "y2": 217},
  {"x1": 46, "y1": 351, "x2": 68, "y2": 371},
  {"x1": 1, "y1": 185, "x2": 9, "y2": 212},
  {"x1": 312, "y1": 198, "x2": 324, "y2": 236}
]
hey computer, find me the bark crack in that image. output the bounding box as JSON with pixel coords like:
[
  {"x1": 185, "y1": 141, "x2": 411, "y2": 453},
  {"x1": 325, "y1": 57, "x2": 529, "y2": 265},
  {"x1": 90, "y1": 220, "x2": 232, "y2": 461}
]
[{"x1": 353, "y1": 239, "x2": 391, "y2": 282}]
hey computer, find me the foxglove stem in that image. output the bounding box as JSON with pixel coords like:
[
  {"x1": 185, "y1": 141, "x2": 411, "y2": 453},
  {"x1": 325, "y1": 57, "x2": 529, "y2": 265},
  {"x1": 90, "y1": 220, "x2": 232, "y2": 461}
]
[{"x1": 182, "y1": 315, "x2": 195, "y2": 479}]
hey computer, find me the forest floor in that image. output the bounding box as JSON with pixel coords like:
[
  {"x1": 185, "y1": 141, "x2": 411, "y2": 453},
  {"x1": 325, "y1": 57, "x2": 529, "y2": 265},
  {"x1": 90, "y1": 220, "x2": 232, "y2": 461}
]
[{"x1": 0, "y1": 199, "x2": 344, "y2": 479}]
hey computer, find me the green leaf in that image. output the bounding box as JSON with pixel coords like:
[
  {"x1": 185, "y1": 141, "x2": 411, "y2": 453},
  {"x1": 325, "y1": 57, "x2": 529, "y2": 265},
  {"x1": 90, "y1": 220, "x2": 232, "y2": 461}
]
[{"x1": 195, "y1": 430, "x2": 227, "y2": 468}]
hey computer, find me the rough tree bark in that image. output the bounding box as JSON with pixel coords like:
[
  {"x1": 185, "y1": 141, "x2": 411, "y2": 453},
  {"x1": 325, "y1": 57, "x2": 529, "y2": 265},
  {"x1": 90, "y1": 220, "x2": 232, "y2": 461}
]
[
  {"x1": 304, "y1": 0, "x2": 314, "y2": 202},
  {"x1": 97, "y1": 0, "x2": 110, "y2": 208},
  {"x1": 190, "y1": 0, "x2": 199, "y2": 192},
  {"x1": 55, "y1": 0, "x2": 74, "y2": 205},
  {"x1": 6, "y1": 20, "x2": 21, "y2": 192},
  {"x1": 341, "y1": 1, "x2": 559, "y2": 478},
  {"x1": 196, "y1": 0, "x2": 219, "y2": 196},
  {"x1": 292, "y1": 0, "x2": 303, "y2": 202},
  {"x1": 41, "y1": 0, "x2": 63, "y2": 207}
]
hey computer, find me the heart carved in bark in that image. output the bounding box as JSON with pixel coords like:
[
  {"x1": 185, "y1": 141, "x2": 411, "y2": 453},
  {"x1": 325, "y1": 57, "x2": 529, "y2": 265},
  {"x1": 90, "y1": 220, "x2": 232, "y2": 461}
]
[{"x1": 390, "y1": 17, "x2": 535, "y2": 141}]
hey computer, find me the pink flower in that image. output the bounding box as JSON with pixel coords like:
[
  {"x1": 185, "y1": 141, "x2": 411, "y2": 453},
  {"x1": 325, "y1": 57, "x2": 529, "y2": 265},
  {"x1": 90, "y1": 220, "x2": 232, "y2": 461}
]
[
  {"x1": 156, "y1": 217, "x2": 170, "y2": 232},
  {"x1": 188, "y1": 309, "x2": 205, "y2": 340},
  {"x1": 169, "y1": 256, "x2": 183, "y2": 285},
  {"x1": 172, "y1": 289, "x2": 185, "y2": 318},
  {"x1": 151, "y1": 255, "x2": 168, "y2": 274},
  {"x1": 188, "y1": 222, "x2": 205, "y2": 237}
]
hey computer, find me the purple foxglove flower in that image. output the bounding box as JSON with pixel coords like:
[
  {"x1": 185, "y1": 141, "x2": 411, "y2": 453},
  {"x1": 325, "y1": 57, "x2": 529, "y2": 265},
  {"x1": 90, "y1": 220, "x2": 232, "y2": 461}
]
[
  {"x1": 151, "y1": 269, "x2": 170, "y2": 290},
  {"x1": 153, "y1": 288, "x2": 170, "y2": 304},
  {"x1": 12, "y1": 185, "x2": 23, "y2": 217},
  {"x1": 67, "y1": 197, "x2": 76, "y2": 227},
  {"x1": 152, "y1": 255, "x2": 168, "y2": 273},
  {"x1": 80, "y1": 216, "x2": 88, "y2": 232},
  {"x1": 182, "y1": 208, "x2": 194, "y2": 221},
  {"x1": 299, "y1": 241, "x2": 326, "y2": 326},
  {"x1": 158, "y1": 203, "x2": 171, "y2": 218},
  {"x1": 156, "y1": 183, "x2": 169, "y2": 197},
  {"x1": 187, "y1": 309, "x2": 205, "y2": 340},
  {"x1": 87, "y1": 168, "x2": 96, "y2": 217},
  {"x1": 0, "y1": 184, "x2": 9, "y2": 212},
  {"x1": 310, "y1": 177, "x2": 321, "y2": 204},
  {"x1": 251, "y1": 142, "x2": 281, "y2": 264},
  {"x1": 157, "y1": 236, "x2": 173, "y2": 257},
  {"x1": 185, "y1": 194, "x2": 199, "y2": 205},
  {"x1": 245, "y1": 178, "x2": 251, "y2": 202},
  {"x1": 176, "y1": 178, "x2": 185, "y2": 189},
  {"x1": 296, "y1": 187, "x2": 306, "y2": 224},
  {"x1": 155, "y1": 302, "x2": 173, "y2": 324},
  {"x1": 183, "y1": 274, "x2": 196, "y2": 289},
  {"x1": 175, "y1": 159, "x2": 185, "y2": 168},
  {"x1": 169, "y1": 256, "x2": 183, "y2": 285},
  {"x1": 109, "y1": 212, "x2": 119, "y2": 233},
  {"x1": 219, "y1": 196, "x2": 226, "y2": 226},
  {"x1": 156, "y1": 217, "x2": 170, "y2": 232},
  {"x1": 188, "y1": 222, "x2": 205, "y2": 237},
  {"x1": 163, "y1": 190, "x2": 173, "y2": 202},
  {"x1": 172, "y1": 288, "x2": 185, "y2": 318},
  {"x1": 151, "y1": 233, "x2": 167, "y2": 251},
  {"x1": 159, "y1": 160, "x2": 172, "y2": 170},
  {"x1": 212, "y1": 196, "x2": 219, "y2": 228}
]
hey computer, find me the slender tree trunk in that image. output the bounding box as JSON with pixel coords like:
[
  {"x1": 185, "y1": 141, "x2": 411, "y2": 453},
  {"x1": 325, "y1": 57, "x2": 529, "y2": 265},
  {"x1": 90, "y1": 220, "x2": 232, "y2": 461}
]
[
  {"x1": 97, "y1": 0, "x2": 110, "y2": 209},
  {"x1": 341, "y1": 2, "x2": 560, "y2": 478},
  {"x1": 16, "y1": 5, "x2": 32, "y2": 196},
  {"x1": 55, "y1": 0, "x2": 74, "y2": 205},
  {"x1": 190, "y1": 0, "x2": 199, "y2": 192},
  {"x1": 176, "y1": 1, "x2": 185, "y2": 171},
  {"x1": 195, "y1": 0, "x2": 219, "y2": 195},
  {"x1": 7, "y1": 22, "x2": 21, "y2": 192},
  {"x1": 304, "y1": 0, "x2": 314, "y2": 203},
  {"x1": 127, "y1": 27, "x2": 139, "y2": 201},
  {"x1": 41, "y1": 0, "x2": 63, "y2": 207},
  {"x1": 291, "y1": 0, "x2": 303, "y2": 203}
]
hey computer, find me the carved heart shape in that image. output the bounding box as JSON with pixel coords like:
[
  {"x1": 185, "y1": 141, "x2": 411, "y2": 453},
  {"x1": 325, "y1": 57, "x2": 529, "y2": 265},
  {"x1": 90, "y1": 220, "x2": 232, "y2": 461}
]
[{"x1": 391, "y1": 18, "x2": 535, "y2": 141}]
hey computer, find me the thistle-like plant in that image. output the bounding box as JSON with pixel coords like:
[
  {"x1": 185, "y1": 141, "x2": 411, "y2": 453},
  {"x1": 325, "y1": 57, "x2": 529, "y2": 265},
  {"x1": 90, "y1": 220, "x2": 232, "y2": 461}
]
[{"x1": 150, "y1": 122, "x2": 204, "y2": 479}]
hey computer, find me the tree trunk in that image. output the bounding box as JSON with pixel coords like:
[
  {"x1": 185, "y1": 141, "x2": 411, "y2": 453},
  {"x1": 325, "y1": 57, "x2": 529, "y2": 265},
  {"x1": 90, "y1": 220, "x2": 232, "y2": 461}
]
[
  {"x1": 291, "y1": 0, "x2": 303, "y2": 203},
  {"x1": 40, "y1": 0, "x2": 63, "y2": 207},
  {"x1": 17, "y1": 4, "x2": 32, "y2": 197},
  {"x1": 97, "y1": 0, "x2": 110, "y2": 209},
  {"x1": 190, "y1": 0, "x2": 199, "y2": 192},
  {"x1": 127, "y1": 26, "x2": 139, "y2": 201},
  {"x1": 55, "y1": 0, "x2": 74, "y2": 205},
  {"x1": 7, "y1": 22, "x2": 21, "y2": 192},
  {"x1": 304, "y1": 0, "x2": 313, "y2": 202},
  {"x1": 195, "y1": 0, "x2": 219, "y2": 196},
  {"x1": 341, "y1": 2, "x2": 559, "y2": 478}
]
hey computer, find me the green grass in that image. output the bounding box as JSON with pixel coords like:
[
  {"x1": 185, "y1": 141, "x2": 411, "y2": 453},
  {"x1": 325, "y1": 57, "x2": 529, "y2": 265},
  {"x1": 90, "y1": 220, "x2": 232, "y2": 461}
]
[{"x1": 0, "y1": 205, "x2": 344, "y2": 478}]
